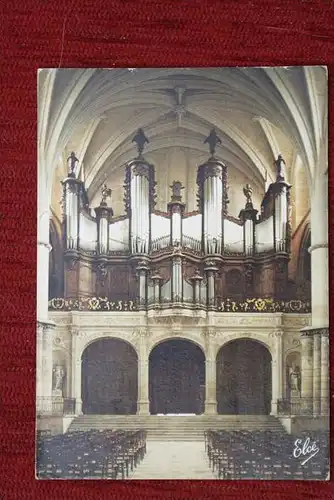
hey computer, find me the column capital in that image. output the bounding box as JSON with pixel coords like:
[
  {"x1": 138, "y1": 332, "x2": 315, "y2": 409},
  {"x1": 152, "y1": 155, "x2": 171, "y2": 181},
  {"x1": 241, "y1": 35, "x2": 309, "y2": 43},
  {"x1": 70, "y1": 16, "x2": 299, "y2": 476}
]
[
  {"x1": 37, "y1": 240, "x2": 52, "y2": 252},
  {"x1": 133, "y1": 327, "x2": 150, "y2": 341},
  {"x1": 301, "y1": 326, "x2": 329, "y2": 337},
  {"x1": 37, "y1": 320, "x2": 56, "y2": 332},
  {"x1": 270, "y1": 329, "x2": 284, "y2": 338},
  {"x1": 308, "y1": 242, "x2": 328, "y2": 253}
]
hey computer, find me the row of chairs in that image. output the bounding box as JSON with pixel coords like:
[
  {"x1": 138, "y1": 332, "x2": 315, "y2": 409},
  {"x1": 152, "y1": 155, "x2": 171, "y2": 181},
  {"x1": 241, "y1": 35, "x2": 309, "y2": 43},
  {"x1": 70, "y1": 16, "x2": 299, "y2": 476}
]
[
  {"x1": 205, "y1": 429, "x2": 329, "y2": 480},
  {"x1": 36, "y1": 429, "x2": 147, "y2": 479}
]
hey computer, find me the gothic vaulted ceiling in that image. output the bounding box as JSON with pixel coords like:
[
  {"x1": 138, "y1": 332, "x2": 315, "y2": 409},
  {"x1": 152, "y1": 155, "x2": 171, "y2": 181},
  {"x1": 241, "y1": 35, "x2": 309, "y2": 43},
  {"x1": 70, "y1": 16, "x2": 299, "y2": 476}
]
[{"x1": 38, "y1": 67, "x2": 327, "y2": 220}]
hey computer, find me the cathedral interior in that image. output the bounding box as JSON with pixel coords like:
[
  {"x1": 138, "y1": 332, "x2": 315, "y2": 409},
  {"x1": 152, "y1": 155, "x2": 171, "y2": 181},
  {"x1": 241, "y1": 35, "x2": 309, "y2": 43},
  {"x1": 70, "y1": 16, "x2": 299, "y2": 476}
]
[{"x1": 37, "y1": 68, "x2": 328, "y2": 442}]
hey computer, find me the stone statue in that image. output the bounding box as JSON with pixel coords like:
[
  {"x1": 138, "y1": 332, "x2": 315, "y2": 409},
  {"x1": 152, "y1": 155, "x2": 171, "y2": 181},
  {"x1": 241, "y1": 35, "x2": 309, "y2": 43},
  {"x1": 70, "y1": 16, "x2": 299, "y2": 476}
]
[
  {"x1": 243, "y1": 184, "x2": 253, "y2": 206},
  {"x1": 274, "y1": 154, "x2": 286, "y2": 182},
  {"x1": 170, "y1": 180, "x2": 184, "y2": 201},
  {"x1": 204, "y1": 129, "x2": 222, "y2": 157},
  {"x1": 67, "y1": 151, "x2": 79, "y2": 176},
  {"x1": 53, "y1": 365, "x2": 65, "y2": 392},
  {"x1": 289, "y1": 364, "x2": 301, "y2": 393},
  {"x1": 101, "y1": 183, "x2": 112, "y2": 205},
  {"x1": 132, "y1": 128, "x2": 149, "y2": 155}
]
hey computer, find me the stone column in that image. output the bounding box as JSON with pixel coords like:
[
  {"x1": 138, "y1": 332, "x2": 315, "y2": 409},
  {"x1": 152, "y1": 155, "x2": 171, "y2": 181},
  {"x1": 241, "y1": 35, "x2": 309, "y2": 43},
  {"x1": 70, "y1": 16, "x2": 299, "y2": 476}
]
[
  {"x1": 270, "y1": 330, "x2": 283, "y2": 415},
  {"x1": 137, "y1": 329, "x2": 150, "y2": 415},
  {"x1": 74, "y1": 345, "x2": 83, "y2": 415},
  {"x1": 39, "y1": 321, "x2": 55, "y2": 413},
  {"x1": 320, "y1": 329, "x2": 329, "y2": 416},
  {"x1": 36, "y1": 322, "x2": 44, "y2": 413},
  {"x1": 190, "y1": 270, "x2": 203, "y2": 307},
  {"x1": 37, "y1": 240, "x2": 52, "y2": 323},
  {"x1": 312, "y1": 333, "x2": 321, "y2": 416},
  {"x1": 300, "y1": 331, "x2": 314, "y2": 414},
  {"x1": 71, "y1": 329, "x2": 82, "y2": 415},
  {"x1": 136, "y1": 260, "x2": 149, "y2": 311},
  {"x1": 310, "y1": 172, "x2": 328, "y2": 328},
  {"x1": 204, "y1": 261, "x2": 218, "y2": 310},
  {"x1": 204, "y1": 330, "x2": 217, "y2": 414},
  {"x1": 151, "y1": 274, "x2": 161, "y2": 307}
]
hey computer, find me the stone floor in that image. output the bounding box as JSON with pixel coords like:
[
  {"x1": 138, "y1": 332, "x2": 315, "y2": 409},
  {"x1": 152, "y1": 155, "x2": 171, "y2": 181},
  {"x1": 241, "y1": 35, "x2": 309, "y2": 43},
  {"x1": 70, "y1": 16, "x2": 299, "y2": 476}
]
[{"x1": 129, "y1": 440, "x2": 216, "y2": 479}]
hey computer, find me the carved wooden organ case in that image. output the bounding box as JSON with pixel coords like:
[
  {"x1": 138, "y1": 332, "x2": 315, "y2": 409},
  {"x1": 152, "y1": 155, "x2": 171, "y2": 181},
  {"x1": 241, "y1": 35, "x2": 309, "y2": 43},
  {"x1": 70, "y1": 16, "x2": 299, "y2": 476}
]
[{"x1": 60, "y1": 148, "x2": 292, "y2": 309}]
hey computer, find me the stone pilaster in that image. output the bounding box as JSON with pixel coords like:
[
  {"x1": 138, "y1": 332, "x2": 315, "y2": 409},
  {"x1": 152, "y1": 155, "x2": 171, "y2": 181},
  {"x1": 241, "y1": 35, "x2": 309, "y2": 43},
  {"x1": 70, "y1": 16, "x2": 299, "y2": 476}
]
[
  {"x1": 37, "y1": 320, "x2": 55, "y2": 413},
  {"x1": 136, "y1": 328, "x2": 150, "y2": 415},
  {"x1": 204, "y1": 329, "x2": 217, "y2": 414},
  {"x1": 300, "y1": 330, "x2": 314, "y2": 414},
  {"x1": 312, "y1": 333, "x2": 321, "y2": 416},
  {"x1": 270, "y1": 330, "x2": 283, "y2": 415},
  {"x1": 71, "y1": 328, "x2": 82, "y2": 415},
  {"x1": 36, "y1": 322, "x2": 44, "y2": 412},
  {"x1": 320, "y1": 328, "x2": 329, "y2": 416}
]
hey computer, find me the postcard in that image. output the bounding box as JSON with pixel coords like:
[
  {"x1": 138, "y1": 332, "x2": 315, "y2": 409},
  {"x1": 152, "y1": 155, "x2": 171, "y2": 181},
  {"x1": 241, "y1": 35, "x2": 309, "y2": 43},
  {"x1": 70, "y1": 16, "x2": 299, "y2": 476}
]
[{"x1": 36, "y1": 67, "x2": 329, "y2": 480}]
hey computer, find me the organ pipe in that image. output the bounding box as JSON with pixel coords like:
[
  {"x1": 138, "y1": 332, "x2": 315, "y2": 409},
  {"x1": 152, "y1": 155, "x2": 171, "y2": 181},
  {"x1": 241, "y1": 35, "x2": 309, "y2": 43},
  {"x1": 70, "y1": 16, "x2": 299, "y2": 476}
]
[
  {"x1": 62, "y1": 177, "x2": 80, "y2": 250},
  {"x1": 197, "y1": 158, "x2": 226, "y2": 255},
  {"x1": 274, "y1": 182, "x2": 290, "y2": 252},
  {"x1": 172, "y1": 256, "x2": 182, "y2": 302},
  {"x1": 128, "y1": 158, "x2": 154, "y2": 255}
]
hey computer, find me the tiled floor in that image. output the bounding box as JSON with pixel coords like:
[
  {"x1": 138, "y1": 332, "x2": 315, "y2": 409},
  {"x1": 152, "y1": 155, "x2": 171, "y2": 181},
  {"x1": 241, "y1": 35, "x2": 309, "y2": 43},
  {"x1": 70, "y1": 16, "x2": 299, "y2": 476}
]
[{"x1": 129, "y1": 440, "x2": 215, "y2": 479}]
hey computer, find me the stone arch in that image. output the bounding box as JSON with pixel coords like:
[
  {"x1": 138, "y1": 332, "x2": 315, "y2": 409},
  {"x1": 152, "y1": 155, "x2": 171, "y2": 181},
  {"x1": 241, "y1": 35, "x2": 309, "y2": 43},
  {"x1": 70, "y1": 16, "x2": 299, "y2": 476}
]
[
  {"x1": 216, "y1": 337, "x2": 272, "y2": 415},
  {"x1": 148, "y1": 332, "x2": 206, "y2": 357},
  {"x1": 215, "y1": 333, "x2": 273, "y2": 359},
  {"x1": 81, "y1": 337, "x2": 138, "y2": 415},
  {"x1": 149, "y1": 337, "x2": 206, "y2": 415},
  {"x1": 78, "y1": 332, "x2": 139, "y2": 362}
]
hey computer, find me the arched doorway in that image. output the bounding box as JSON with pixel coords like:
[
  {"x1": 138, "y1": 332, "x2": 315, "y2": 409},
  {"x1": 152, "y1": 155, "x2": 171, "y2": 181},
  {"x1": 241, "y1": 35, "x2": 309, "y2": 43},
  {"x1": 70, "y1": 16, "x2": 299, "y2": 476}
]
[
  {"x1": 149, "y1": 339, "x2": 205, "y2": 415},
  {"x1": 216, "y1": 339, "x2": 272, "y2": 415},
  {"x1": 81, "y1": 338, "x2": 138, "y2": 414}
]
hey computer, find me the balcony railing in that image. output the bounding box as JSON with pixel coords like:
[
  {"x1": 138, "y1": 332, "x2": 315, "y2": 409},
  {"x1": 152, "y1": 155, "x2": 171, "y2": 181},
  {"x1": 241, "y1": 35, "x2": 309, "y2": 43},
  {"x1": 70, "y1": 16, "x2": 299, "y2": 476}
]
[
  {"x1": 37, "y1": 397, "x2": 76, "y2": 416},
  {"x1": 217, "y1": 298, "x2": 311, "y2": 313},
  {"x1": 277, "y1": 398, "x2": 329, "y2": 416},
  {"x1": 49, "y1": 296, "x2": 311, "y2": 313}
]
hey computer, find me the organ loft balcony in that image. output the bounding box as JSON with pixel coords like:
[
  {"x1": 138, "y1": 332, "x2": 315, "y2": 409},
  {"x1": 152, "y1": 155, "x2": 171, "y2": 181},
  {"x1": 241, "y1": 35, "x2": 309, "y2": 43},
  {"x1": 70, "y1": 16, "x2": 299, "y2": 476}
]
[{"x1": 50, "y1": 130, "x2": 310, "y2": 316}]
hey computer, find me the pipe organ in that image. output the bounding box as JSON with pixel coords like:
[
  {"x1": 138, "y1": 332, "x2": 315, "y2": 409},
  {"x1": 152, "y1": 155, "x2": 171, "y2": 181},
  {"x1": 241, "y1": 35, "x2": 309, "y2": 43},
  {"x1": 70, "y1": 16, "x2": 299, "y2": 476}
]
[{"x1": 59, "y1": 129, "x2": 294, "y2": 309}]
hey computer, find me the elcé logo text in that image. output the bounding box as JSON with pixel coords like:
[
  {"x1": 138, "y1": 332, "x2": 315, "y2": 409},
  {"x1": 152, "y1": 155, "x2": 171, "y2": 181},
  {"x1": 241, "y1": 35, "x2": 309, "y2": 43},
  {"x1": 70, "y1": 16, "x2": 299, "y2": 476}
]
[{"x1": 293, "y1": 437, "x2": 320, "y2": 465}]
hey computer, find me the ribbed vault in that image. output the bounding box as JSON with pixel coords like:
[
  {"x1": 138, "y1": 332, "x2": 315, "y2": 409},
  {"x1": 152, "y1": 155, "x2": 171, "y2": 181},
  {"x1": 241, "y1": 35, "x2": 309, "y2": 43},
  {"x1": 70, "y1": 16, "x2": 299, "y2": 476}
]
[{"x1": 38, "y1": 66, "x2": 327, "y2": 225}]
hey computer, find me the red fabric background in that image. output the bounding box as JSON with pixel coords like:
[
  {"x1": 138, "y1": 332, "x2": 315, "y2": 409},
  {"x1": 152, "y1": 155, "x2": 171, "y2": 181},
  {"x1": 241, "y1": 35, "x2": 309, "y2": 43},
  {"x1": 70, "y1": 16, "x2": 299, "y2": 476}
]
[{"x1": 0, "y1": 1, "x2": 333, "y2": 498}]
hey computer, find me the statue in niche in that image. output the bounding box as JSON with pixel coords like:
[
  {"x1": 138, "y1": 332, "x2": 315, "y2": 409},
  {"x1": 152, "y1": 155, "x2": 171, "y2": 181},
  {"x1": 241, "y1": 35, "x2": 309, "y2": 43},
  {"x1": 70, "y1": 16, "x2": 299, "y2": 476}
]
[
  {"x1": 289, "y1": 363, "x2": 301, "y2": 394},
  {"x1": 67, "y1": 151, "x2": 79, "y2": 176},
  {"x1": 243, "y1": 183, "x2": 253, "y2": 207},
  {"x1": 204, "y1": 129, "x2": 222, "y2": 157},
  {"x1": 53, "y1": 365, "x2": 66, "y2": 393},
  {"x1": 170, "y1": 180, "x2": 184, "y2": 201},
  {"x1": 101, "y1": 183, "x2": 112, "y2": 205},
  {"x1": 274, "y1": 154, "x2": 286, "y2": 182},
  {"x1": 132, "y1": 128, "x2": 149, "y2": 155}
]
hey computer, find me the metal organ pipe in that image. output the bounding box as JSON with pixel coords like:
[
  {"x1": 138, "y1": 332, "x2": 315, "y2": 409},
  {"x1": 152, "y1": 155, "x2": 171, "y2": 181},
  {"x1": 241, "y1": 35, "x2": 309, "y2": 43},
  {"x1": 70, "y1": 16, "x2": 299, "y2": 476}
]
[
  {"x1": 202, "y1": 164, "x2": 223, "y2": 255},
  {"x1": 275, "y1": 185, "x2": 288, "y2": 252},
  {"x1": 129, "y1": 161, "x2": 152, "y2": 254},
  {"x1": 66, "y1": 184, "x2": 78, "y2": 250},
  {"x1": 172, "y1": 256, "x2": 182, "y2": 302},
  {"x1": 245, "y1": 219, "x2": 253, "y2": 255},
  {"x1": 172, "y1": 211, "x2": 181, "y2": 244},
  {"x1": 99, "y1": 217, "x2": 108, "y2": 254}
]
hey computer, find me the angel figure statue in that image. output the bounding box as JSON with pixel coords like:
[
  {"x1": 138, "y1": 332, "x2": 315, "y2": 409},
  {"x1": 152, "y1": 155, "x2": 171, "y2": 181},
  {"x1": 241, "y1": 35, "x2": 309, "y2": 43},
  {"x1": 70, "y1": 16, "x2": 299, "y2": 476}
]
[
  {"x1": 243, "y1": 183, "x2": 253, "y2": 206},
  {"x1": 101, "y1": 184, "x2": 112, "y2": 205},
  {"x1": 274, "y1": 154, "x2": 286, "y2": 182},
  {"x1": 204, "y1": 129, "x2": 222, "y2": 157}
]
